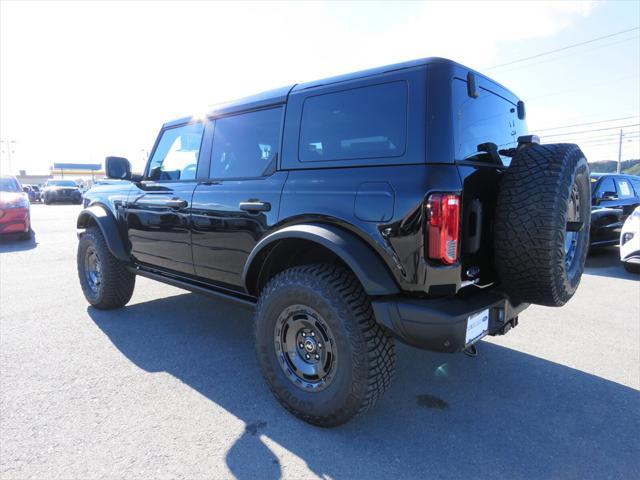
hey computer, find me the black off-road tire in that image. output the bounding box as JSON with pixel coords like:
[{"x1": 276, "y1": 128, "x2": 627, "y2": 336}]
[
  {"x1": 77, "y1": 226, "x2": 135, "y2": 309},
  {"x1": 254, "y1": 264, "x2": 395, "y2": 427},
  {"x1": 495, "y1": 143, "x2": 591, "y2": 307}
]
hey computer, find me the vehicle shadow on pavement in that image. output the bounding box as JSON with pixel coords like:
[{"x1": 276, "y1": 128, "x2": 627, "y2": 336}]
[
  {"x1": 585, "y1": 247, "x2": 637, "y2": 280},
  {"x1": 0, "y1": 232, "x2": 37, "y2": 252},
  {"x1": 89, "y1": 295, "x2": 639, "y2": 480}
]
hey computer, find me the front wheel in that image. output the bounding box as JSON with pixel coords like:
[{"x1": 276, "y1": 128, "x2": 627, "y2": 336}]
[
  {"x1": 77, "y1": 227, "x2": 135, "y2": 309},
  {"x1": 254, "y1": 264, "x2": 396, "y2": 427}
]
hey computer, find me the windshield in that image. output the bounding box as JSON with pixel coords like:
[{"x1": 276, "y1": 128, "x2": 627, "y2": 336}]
[
  {"x1": 0, "y1": 177, "x2": 21, "y2": 192},
  {"x1": 46, "y1": 180, "x2": 78, "y2": 187}
]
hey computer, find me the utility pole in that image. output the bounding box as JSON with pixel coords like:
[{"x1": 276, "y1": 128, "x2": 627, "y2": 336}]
[{"x1": 616, "y1": 129, "x2": 623, "y2": 174}]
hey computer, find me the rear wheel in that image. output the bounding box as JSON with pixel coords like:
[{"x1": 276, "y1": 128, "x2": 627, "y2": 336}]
[
  {"x1": 495, "y1": 143, "x2": 591, "y2": 307},
  {"x1": 254, "y1": 264, "x2": 395, "y2": 427},
  {"x1": 77, "y1": 226, "x2": 135, "y2": 309}
]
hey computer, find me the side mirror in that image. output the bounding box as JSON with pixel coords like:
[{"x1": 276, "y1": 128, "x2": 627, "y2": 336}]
[
  {"x1": 22, "y1": 187, "x2": 29, "y2": 193},
  {"x1": 105, "y1": 156, "x2": 132, "y2": 180}
]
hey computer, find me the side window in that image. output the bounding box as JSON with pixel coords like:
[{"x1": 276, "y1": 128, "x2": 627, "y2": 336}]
[
  {"x1": 596, "y1": 177, "x2": 617, "y2": 198},
  {"x1": 210, "y1": 108, "x2": 282, "y2": 179},
  {"x1": 147, "y1": 123, "x2": 204, "y2": 181},
  {"x1": 299, "y1": 82, "x2": 407, "y2": 162},
  {"x1": 629, "y1": 177, "x2": 640, "y2": 197},
  {"x1": 616, "y1": 178, "x2": 634, "y2": 199}
]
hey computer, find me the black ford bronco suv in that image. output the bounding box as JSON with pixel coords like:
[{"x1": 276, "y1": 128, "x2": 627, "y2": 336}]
[{"x1": 77, "y1": 57, "x2": 591, "y2": 427}]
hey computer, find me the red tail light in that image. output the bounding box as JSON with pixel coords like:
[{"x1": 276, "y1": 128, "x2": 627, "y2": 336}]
[{"x1": 426, "y1": 193, "x2": 461, "y2": 264}]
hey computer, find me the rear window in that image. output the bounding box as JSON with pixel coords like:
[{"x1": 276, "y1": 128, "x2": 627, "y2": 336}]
[
  {"x1": 46, "y1": 180, "x2": 78, "y2": 187},
  {"x1": 453, "y1": 78, "x2": 526, "y2": 166},
  {"x1": 299, "y1": 82, "x2": 407, "y2": 162}
]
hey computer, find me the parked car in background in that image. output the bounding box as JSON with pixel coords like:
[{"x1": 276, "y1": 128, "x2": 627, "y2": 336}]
[
  {"x1": 620, "y1": 206, "x2": 640, "y2": 273},
  {"x1": 590, "y1": 173, "x2": 640, "y2": 247},
  {"x1": 41, "y1": 180, "x2": 83, "y2": 205},
  {"x1": 22, "y1": 185, "x2": 40, "y2": 203},
  {"x1": 0, "y1": 175, "x2": 31, "y2": 240},
  {"x1": 30, "y1": 185, "x2": 42, "y2": 202}
]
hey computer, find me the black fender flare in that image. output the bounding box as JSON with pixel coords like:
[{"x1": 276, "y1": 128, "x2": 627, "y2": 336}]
[
  {"x1": 77, "y1": 205, "x2": 129, "y2": 262},
  {"x1": 242, "y1": 223, "x2": 399, "y2": 296}
]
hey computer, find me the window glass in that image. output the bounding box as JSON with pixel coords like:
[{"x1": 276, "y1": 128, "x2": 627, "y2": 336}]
[
  {"x1": 299, "y1": 82, "x2": 407, "y2": 162},
  {"x1": 596, "y1": 177, "x2": 616, "y2": 197},
  {"x1": 616, "y1": 178, "x2": 634, "y2": 198},
  {"x1": 0, "y1": 177, "x2": 21, "y2": 192},
  {"x1": 453, "y1": 79, "x2": 526, "y2": 167},
  {"x1": 46, "y1": 180, "x2": 77, "y2": 187},
  {"x1": 629, "y1": 177, "x2": 640, "y2": 196},
  {"x1": 210, "y1": 108, "x2": 281, "y2": 179},
  {"x1": 147, "y1": 123, "x2": 204, "y2": 181}
]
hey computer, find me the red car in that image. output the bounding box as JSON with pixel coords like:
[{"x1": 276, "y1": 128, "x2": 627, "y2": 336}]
[{"x1": 0, "y1": 175, "x2": 31, "y2": 240}]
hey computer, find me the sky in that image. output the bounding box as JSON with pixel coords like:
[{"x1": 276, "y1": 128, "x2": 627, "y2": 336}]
[{"x1": 1, "y1": 0, "x2": 639, "y2": 175}]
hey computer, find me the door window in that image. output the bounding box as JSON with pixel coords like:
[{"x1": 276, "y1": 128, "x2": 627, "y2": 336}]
[
  {"x1": 147, "y1": 123, "x2": 204, "y2": 181},
  {"x1": 210, "y1": 108, "x2": 282, "y2": 179},
  {"x1": 596, "y1": 177, "x2": 616, "y2": 198},
  {"x1": 616, "y1": 178, "x2": 634, "y2": 199}
]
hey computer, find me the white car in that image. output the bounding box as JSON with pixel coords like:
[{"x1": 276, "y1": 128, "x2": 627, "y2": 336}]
[{"x1": 620, "y1": 206, "x2": 640, "y2": 273}]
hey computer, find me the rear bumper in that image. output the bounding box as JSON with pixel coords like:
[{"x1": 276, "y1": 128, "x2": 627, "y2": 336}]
[{"x1": 372, "y1": 290, "x2": 529, "y2": 353}]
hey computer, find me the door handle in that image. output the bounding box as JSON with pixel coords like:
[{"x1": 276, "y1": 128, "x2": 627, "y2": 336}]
[
  {"x1": 239, "y1": 201, "x2": 271, "y2": 212},
  {"x1": 165, "y1": 198, "x2": 188, "y2": 209}
]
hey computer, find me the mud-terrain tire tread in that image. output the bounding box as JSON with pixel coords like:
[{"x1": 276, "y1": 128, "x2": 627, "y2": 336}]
[
  {"x1": 494, "y1": 143, "x2": 590, "y2": 306},
  {"x1": 77, "y1": 226, "x2": 135, "y2": 309},
  {"x1": 254, "y1": 264, "x2": 395, "y2": 427}
]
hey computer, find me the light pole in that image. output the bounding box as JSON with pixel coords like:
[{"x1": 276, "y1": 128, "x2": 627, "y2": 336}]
[
  {"x1": 0, "y1": 140, "x2": 16, "y2": 175},
  {"x1": 616, "y1": 129, "x2": 623, "y2": 174}
]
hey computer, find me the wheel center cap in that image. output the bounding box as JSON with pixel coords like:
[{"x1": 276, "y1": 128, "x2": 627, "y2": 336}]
[{"x1": 304, "y1": 338, "x2": 316, "y2": 353}]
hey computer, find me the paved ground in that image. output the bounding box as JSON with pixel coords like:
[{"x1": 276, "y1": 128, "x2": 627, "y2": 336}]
[{"x1": 1, "y1": 204, "x2": 639, "y2": 480}]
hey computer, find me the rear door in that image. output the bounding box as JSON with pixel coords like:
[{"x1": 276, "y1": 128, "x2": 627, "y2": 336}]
[
  {"x1": 190, "y1": 107, "x2": 286, "y2": 290},
  {"x1": 615, "y1": 176, "x2": 640, "y2": 219},
  {"x1": 592, "y1": 176, "x2": 623, "y2": 244},
  {"x1": 125, "y1": 122, "x2": 205, "y2": 275}
]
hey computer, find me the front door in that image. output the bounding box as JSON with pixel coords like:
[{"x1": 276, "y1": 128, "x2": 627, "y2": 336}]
[
  {"x1": 126, "y1": 122, "x2": 205, "y2": 275},
  {"x1": 190, "y1": 107, "x2": 286, "y2": 290}
]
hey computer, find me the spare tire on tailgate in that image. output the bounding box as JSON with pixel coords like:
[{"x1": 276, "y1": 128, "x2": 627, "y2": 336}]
[{"x1": 494, "y1": 143, "x2": 591, "y2": 307}]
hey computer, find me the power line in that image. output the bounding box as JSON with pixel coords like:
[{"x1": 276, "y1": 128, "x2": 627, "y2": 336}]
[
  {"x1": 485, "y1": 26, "x2": 640, "y2": 70},
  {"x1": 540, "y1": 123, "x2": 640, "y2": 138},
  {"x1": 529, "y1": 74, "x2": 639, "y2": 101},
  {"x1": 533, "y1": 115, "x2": 640, "y2": 133},
  {"x1": 489, "y1": 35, "x2": 640, "y2": 75},
  {"x1": 571, "y1": 131, "x2": 640, "y2": 142},
  {"x1": 577, "y1": 136, "x2": 640, "y2": 147}
]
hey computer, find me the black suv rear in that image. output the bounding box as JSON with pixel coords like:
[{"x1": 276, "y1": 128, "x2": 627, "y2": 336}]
[{"x1": 77, "y1": 57, "x2": 591, "y2": 426}]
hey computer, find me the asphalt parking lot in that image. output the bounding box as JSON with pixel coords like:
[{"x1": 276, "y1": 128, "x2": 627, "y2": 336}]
[{"x1": 1, "y1": 204, "x2": 639, "y2": 479}]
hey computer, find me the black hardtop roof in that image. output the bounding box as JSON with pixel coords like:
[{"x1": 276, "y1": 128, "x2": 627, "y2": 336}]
[{"x1": 163, "y1": 57, "x2": 519, "y2": 128}]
